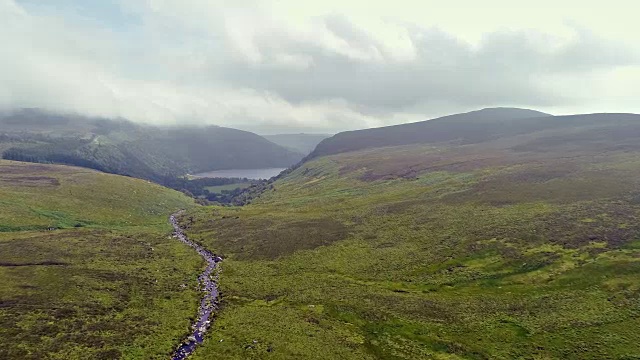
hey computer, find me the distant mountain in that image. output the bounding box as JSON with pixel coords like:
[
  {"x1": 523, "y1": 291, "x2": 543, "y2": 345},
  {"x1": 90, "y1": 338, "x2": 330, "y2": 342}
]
[
  {"x1": 309, "y1": 107, "x2": 552, "y2": 158},
  {"x1": 0, "y1": 109, "x2": 303, "y2": 184},
  {"x1": 310, "y1": 108, "x2": 640, "y2": 160},
  {"x1": 263, "y1": 133, "x2": 332, "y2": 155}
]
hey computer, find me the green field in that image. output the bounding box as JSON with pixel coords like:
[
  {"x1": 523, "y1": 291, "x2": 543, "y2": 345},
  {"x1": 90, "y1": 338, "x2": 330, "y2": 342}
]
[
  {"x1": 0, "y1": 160, "x2": 202, "y2": 359},
  {"x1": 179, "y1": 142, "x2": 640, "y2": 359},
  {"x1": 205, "y1": 183, "x2": 252, "y2": 194}
]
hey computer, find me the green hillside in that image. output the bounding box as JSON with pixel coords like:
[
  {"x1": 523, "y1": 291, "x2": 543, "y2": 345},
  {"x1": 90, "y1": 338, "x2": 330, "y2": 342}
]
[
  {"x1": 179, "y1": 119, "x2": 640, "y2": 359},
  {"x1": 0, "y1": 161, "x2": 193, "y2": 231},
  {"x1": 0, "y1": 109, "x2": 303, "y2": 185},
  {"x1": 309, "y1": 108, "x2": 640, "y2": 160},
  {"x1": 0, "y1": 160, "x2": 203, "y2": 359},
  {"x1": 309, "y1": 107, "x2": 551, "y2": 158}
]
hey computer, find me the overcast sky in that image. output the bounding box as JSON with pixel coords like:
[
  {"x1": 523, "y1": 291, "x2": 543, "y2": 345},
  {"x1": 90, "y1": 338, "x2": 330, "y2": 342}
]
[{"x1": 2, "y1": 0, "x2": 640, "y2": 134}]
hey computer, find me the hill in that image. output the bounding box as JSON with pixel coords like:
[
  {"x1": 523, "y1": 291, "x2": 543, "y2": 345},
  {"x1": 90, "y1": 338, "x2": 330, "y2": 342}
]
[
  {"x1": 309, "y1": 107, "x2": 552, "y2": 157},
  {"x1": 263, "y1": 133, "x2": 332, "y2": 155},
  {"x1": 0, "y1": 109, "x2": 303, "y2": 184},
  {"x1": 0, "y1": 160, "x2": 194, "y2": 230},
  {"x1": 0, "y1": 160, "x2": 204, "y2": 359},
  {"x1": 178, "y1": 111, "x2": 640, "y2": 359}
]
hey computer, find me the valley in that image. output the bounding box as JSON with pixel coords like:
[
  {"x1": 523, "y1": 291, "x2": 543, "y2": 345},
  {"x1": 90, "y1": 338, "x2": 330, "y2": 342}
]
[
  {"x1": 7, "y1": 1, "x2": 640, "y2": 359},
  {"x1": 175, "y1": 110, "x2": 640, "y2": 359},
  {"x1": 3, "y1": 108, "x2": 640, "y2": 359}
]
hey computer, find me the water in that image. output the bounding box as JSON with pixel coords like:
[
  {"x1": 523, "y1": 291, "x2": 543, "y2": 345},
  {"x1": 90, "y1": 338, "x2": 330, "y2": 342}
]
[
  {"x1": 170, "y1": 213, "x2": 222, "y2": 360},
  {"x1": 193, "y1": 168, "x2": 286, "y2": 180}
]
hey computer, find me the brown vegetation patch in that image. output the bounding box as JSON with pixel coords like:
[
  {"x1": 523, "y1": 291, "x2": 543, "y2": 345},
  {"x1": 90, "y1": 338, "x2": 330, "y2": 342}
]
[
  {"x1": 373, "y1": 199, "x2": 427, "y2": 216},
  {"x1": 0, "y1": 176, "x2": 60, "y2": 187},
  {"x1": 539, "y1": 203, "x2": 640, "y2": 248},
  {"x1": 512, "y1": 126, "x2": 640, "y2": 153},
  {"x1": 363, "y1": 293, "x2": 456, "y2": 323},
  {"x1": 444, "y1": 169, "x2": 640, "y2": 206},
  {"x1": 468, "y1": 201, "x2": 640, "y2": 249},
  {"x1": 498, "y1": 165, "x2": 579, "y2": 183},
  {"x1": 0, "y1": 261, "x2": 67, "y2": 267},
  {"x1": 209, "y1": 216, "x2": 350, "y2": 260},
  {"x1": 335, "y1": 147, "x2": 512, "y2": 182},
  {"x1": 0, "y1": 163, "x2": 57, "y2": 175}
]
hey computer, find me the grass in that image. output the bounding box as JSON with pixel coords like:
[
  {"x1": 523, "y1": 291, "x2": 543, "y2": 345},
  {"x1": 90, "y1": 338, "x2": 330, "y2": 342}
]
[
  {"x1": 0, "y1": 161, "x2": 192, "y2": 230},
  {"x1": 205, "y1": 182, "x2": 252, "y2": 193},
  {"x1": 0, "y1": 160, "x2": 202, "y2": 359},
  {"x1": 179, "y1": 143, "x2": 640, "y2": 359}
]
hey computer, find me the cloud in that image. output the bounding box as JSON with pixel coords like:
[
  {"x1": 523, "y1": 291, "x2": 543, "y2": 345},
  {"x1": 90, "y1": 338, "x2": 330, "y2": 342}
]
[
  {"x1": 216, "y1": 15, "x2": 638, "y2": 111},
  {"x1": 1, "y1": 0, "x2": 639, "y2": 133}
]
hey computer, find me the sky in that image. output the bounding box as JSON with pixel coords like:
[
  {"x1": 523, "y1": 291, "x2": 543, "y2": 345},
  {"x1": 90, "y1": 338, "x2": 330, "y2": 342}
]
[{"x1": 2, "y1": 0, "x2": 640, "y2": 134}]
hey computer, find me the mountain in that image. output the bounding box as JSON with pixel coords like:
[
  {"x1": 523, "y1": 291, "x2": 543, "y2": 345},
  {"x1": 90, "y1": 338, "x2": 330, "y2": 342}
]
[
  {"x1": 263, "y1": 133, "x2": 332, "y2": 155},
  {"x1": 309, "y1": 107, "x2": 552, "y2": 158},
  {"x1": 0, "y1": 109, "x2": 303, "y2": 184},
  {"x1": 179, "y1": 109, "x2": 640, "y2": 359}
]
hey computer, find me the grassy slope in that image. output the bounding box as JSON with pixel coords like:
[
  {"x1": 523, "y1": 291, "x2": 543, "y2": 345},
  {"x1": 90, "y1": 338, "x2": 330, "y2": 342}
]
[
  {"x1": 309, "y1": 107, "x2": 551, "y2": 158},
  {"x1": 205, "y1": 183, "x2": 253, "y2": 193},
  {"x1": 0, "y1": 160, "x2": 203, "y2": 359},
  {"x1": 182, "y1": 138, "x2": 640, "y2": 359},
  {"x1": 0, "y1": 161, "x2": 191, "y2": 231}
]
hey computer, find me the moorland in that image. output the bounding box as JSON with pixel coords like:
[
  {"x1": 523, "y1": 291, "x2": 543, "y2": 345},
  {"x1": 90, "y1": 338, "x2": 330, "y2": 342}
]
[
  {"x1": 3, "y1": 107, "x2": 640, "y2": 359},
  {"x1": 0, "y1": 160, "x2": 203, "y2": 359},
  {"x1": 177, "y1": 109, "x2": 640, "y2": 359}
]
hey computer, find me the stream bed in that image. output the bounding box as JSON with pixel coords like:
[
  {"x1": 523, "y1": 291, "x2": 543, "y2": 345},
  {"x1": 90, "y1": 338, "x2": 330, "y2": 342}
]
[{"x1": 170, "y1": 213, "x2": 222, "y2": 360}]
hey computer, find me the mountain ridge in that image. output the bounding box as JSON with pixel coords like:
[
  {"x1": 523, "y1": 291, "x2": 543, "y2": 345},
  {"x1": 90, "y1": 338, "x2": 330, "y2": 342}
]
[
  {"x1": 308, "y1": 108, "x2": 640, "y2": 159},
  {"x1": 0, "y1": 109, "x2": 303, "y2": 184}
]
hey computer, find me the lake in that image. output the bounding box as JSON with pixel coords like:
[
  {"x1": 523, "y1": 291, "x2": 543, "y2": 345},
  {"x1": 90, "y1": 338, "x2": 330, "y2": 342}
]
[{"x1": 193, "y1": 168, "x2": 287, "y2": 180}]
